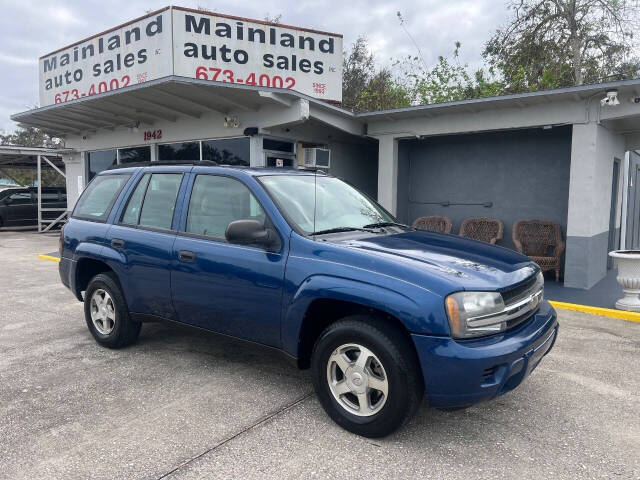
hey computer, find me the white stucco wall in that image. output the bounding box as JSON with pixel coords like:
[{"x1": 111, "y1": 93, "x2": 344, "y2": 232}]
[
  {"x1": 565, "y1": 122, "x2": 626, "y2": 288},
  {"x1": 62, "y1": 152, "x2": 84, "y2": 211},
  {"x1": 567, "y1": 123, "x2": 625, "y2": 238}
]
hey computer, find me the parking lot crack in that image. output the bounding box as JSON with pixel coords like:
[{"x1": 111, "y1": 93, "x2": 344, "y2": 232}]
[{"x1": 155, "y1": 391, "x2": 314, "y2": 479}]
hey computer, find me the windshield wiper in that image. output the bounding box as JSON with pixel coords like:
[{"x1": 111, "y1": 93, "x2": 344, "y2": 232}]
[
  {"x1": 311, "y1": 226, "x2": 376, "y2": 236},
  {"x1": 362, "y1": 221, "x2": 412, "y2": 230}
]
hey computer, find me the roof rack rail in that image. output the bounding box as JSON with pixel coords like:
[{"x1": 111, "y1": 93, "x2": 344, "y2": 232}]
[{"x1": 107, "y1": 160, "x2": 219, "y2": 170}]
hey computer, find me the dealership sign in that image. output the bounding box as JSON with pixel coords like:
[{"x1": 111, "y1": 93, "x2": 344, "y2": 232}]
[{"x1": 38, "y1": 6, "x2": 343, "y2": 107}]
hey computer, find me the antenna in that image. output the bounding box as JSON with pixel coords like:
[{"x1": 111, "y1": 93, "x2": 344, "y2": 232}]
[
  {"x1": 312, "y1": 168, "x2": 318, "y2": 237},
  {"x1": 397, "y1": 11, "x2": 428, "y2": 71}
]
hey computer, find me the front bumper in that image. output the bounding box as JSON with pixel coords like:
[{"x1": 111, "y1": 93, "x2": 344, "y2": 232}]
[{"x1": 412, "y1": 300, "x2": 558, "y2": 408}]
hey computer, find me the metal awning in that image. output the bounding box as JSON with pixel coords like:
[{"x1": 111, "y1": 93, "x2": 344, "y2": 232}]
[
  {"x1": 11, "y1": 76, "x2": 362, "y2": 137},
  {"x1": 0, "y1": 146, "x2": 73, "y2": 232},
  {"x1": 0, "y1": 146, "x2": 70, "y2": 169}
]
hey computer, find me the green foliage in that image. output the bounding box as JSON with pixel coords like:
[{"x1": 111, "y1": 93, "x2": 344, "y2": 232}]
[
  {"x1": 342, "y1": 37, "x2": 412, "y2": 112},
  {"x1": 342, "y1": 2, "x2": 639, "y2": 110},
  {"x1": 483, "y1": 0, "x2": 640, "y2": 91},
  {"x1": 0, "y1": 125, "x2": 62, "y2": 149},
  {"x1": 394, "y1": 42, "x2": 504, "y2": 105}
]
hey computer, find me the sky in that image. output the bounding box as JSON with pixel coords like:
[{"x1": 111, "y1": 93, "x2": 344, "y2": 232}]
[{"x1": 0, "y1": 0, "x2": 511, "y2": 132}]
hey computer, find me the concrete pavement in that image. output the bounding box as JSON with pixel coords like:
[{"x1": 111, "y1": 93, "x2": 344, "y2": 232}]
[{"x1": 0, "y1": 230, "x2": 638, "y2": 479}]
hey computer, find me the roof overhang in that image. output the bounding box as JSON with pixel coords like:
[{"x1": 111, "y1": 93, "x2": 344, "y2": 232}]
[
  {"x1": 11, "y1": 76, "x2": 362, "y2": 138},
  {"x1": 357, "y1": 78, "x2": 640, "y2": 121},
  {"x1": 14, "y1": 75, "x2": 640, "y2": 141}
]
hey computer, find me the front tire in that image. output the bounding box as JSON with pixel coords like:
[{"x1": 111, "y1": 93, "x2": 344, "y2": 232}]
[
  {"x1": 84, "y1": 272, "x2": 141, "y2": 348},
  {"x1": 311, "y1": 315, "x2": 424, "y2": 437}
]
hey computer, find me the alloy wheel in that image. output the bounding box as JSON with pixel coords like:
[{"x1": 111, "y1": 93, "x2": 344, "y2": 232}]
[
  {"x1": 326, "y1": 343, "x2": 388, "y2": 416},
  {"x1": 90, "y1": 289, "x2": 116, "y2": 335}
]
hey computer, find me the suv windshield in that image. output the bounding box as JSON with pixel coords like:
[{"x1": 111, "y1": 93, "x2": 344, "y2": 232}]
[{"x1": 259, "y1": 174, "x2": 395, "y2": 235}]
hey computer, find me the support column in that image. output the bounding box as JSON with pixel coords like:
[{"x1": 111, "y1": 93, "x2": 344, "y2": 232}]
[
  {"x1": 249, "y1": 135, "x2": 264, "y2": 167},
  {"x1": 565, "y1": 123, "x2": 625, "y2": 289},
  {"x1": 37, "y1": 155, "x2": 42, "y2": 233},
  {"x1": 377, "y1": 135, "x2": 399, "y2": 215}
]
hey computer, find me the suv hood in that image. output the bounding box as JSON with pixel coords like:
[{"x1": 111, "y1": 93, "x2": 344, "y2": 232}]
[{"x1": 339, "y1": 230, "x2": 537, "y2": 291}]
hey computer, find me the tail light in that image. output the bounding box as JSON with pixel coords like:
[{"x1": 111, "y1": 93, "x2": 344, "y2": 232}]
[{"x1": 59, "y1": 224, "x2": 65, "y2": 257}]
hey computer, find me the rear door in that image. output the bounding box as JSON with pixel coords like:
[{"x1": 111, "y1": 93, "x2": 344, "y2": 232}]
[
  {"x1": 170, "y1": 172, "x2": 287, "y2": 347},
  {"x1": 106, "y1": 169, "x2": 188, "y2": 320}
]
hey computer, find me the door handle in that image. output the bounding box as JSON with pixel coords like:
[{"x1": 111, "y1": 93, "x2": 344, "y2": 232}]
[
  {"x1": 111, "y1": 238, "x2": 125, "y2": 248},
  {"x1": 178, "y1": 250, "x2": 196, "y2": 262}
]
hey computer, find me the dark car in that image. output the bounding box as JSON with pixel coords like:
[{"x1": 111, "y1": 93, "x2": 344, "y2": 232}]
[
  {"x1": 0, "y1": 186, "x2": 66, "y2": 228},
  {"x1": 58, "y1": 164, "x2": 558, "y2": 437}
]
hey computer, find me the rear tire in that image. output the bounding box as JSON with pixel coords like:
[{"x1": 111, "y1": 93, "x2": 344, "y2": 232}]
[
  {"x1": 311, "y1": 315, "x2": 424, "y2": 438},
  {"x1": 84, "y1": 272, "x2": 140, "y2": 348}
]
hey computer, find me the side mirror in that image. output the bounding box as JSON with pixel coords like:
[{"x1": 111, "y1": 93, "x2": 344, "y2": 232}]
[
  {"x1": 2, "y1": 197, "x2": 11, "y2": 205},
  {"x1": 225, "y1": 219, "x2": 279, "y2": 251}
]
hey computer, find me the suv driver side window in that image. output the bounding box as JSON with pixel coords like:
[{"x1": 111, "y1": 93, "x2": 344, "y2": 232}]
[{"x1": 186, "y1": 175, "x2": 266, "y2": 239}]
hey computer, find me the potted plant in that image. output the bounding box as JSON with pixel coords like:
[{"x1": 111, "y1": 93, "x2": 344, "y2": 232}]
[{"x1": 609, "y1": 250, "x2": 640, "y2": 311}]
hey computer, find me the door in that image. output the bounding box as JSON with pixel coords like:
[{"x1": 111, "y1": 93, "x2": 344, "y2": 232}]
[
  {"x1": 626, "y1": 153, "x2": 640, "y2": 250},
  {"x1": 608, "y1": 159, "x2": 621, "y2": 268},
  {"x1": 106, "y1": 171, "x2": 185, "y2": 320},
  {"x1": 171, "y1": 174, "x2": 286, "y2": 347}
]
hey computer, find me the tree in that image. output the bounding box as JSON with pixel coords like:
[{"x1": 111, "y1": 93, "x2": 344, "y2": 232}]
[
  {"x1": 484, "y1": 0, "x2": 640, "y2": 92},
  {"x1": 394, "y1": 42, "x2": 503, "y2": 104},
  {"x1": 0, "y1": 125, "x2": 62, "y2": 149},
  {"x1": 342, "y1": 37, "x2": 412, "y2": 112}
]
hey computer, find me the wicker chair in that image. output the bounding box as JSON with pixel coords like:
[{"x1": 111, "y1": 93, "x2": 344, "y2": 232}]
[
  {"x1": 512, "y1": 220, "x2": 565, "y2": 281},
  {"x1": 460, "y1": 217, "x2": 504, "y2": 244},
  {"x1": 412, "y1": 216, "x2": 453, "y2": 234}
]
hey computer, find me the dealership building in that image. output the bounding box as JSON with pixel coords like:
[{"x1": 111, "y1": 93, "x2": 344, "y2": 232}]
[{"x1": 11, "y1": 6, "x2": 640, "y2": 290}]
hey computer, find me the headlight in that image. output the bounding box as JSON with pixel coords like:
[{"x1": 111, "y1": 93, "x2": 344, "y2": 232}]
[
  {"x1": 445, "y1": 291, "x2": 506, "y2": 338},
  {"x1": 536, "y1": 271, "x2": 545, "y2": 301},
  {"x1": 445, "y1": 271, "x2": 545, "y2": 339}
]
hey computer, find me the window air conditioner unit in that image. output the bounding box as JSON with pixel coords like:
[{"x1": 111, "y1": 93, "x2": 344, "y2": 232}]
[{"x1": 302, "y1": 148, "x2": 330, "y2": 169}]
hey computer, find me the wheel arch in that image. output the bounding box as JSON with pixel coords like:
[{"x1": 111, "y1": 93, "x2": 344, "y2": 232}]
[
  {"x1": 294, "y1": 297, "x2": 420, "y2": 370},
  {"x1": 74, "y1": 257, "x2": 117, "y2": 300}
]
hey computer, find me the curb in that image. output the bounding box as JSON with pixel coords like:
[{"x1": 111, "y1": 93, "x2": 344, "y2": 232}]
[
  {"x1": 549, "y1": 300, "x2": 640, "y2": 323},
  {"x1": 38, "y1": 254, "x2": 60, "y2": 263}
]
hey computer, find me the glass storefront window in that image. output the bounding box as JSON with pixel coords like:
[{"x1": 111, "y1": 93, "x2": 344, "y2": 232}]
[
  {"x1": 119, "y1": 146, "x2": 151, "y2": 164},
  {"x1": 87, "y1": 150, "x2": 117, "y2": 181},
  {"x1": 263, "y1": 138, "x2": 294, "y2": 153},
  {"x1": 202, "y1": 138, "x2": 249, "y2": 166},
  {"x1": 158, "y1": 142, "x2": 200, "y2": 161}
]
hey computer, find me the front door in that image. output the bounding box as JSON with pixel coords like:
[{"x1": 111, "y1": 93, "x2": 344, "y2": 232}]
[
  {"x1": 626, "y1": 153, "x2": 640, "y2": 250},
  {"x1": 171, "y1": 173, "x2": 286, "y2": 347},
  {"x1": 608, "y1": 159, "x2": 621, "y2": 269}
]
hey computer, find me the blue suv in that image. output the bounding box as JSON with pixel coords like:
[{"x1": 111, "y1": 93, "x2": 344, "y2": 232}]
[{"x1": 59, "y1": 163, "x2": 558, "y2": 437}]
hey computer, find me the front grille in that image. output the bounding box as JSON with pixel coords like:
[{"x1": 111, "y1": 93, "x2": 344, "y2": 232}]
[
  {"x1": 505, "y1": 311, "x2": 534, "y2": 330},
  {"x1": 501, "y1": 275, "x2": 538, "y2": 304},
  {"x1": 501, "y1": 273, "x2": 543, "y2": 332}
]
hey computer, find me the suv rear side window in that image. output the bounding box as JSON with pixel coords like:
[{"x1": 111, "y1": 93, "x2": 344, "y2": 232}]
[
  {"x1": 73, "y1": 174, "x2": 131, "y2": 222},
  {"x1": 186, "y1": 175, "x2": 265, "y2": 239},
  {"x1": 121, "y1": 173, "x2": 182, "y2": 230}
]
